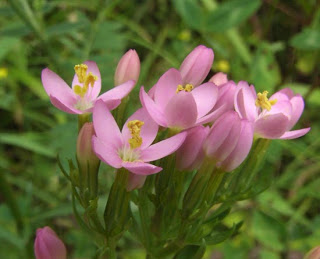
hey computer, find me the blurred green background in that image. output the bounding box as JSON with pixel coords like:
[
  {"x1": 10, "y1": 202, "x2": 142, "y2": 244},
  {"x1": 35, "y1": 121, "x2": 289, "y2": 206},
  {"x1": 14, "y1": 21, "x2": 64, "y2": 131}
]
[{"x1": 0, "y1": 0, "x2": 319, "y2": 258}]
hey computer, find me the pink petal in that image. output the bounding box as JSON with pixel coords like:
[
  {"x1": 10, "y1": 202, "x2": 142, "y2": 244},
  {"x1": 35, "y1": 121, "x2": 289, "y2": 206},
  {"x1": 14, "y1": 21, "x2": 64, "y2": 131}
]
[
  {"x1": 92, "y1": 136, "x2": 122, "y2": 168},
  {"x1": 209, "y1": 72, "x2": 228, "y2": 86},
  {"x1": 204, "y1": 111, "x2": 240, "y2": 157},
  {"x1": 92, "y1": 100, "x2": 123, "y2": 147},
  {"x1": 122, "y1": 161, "x2": 162, "y2": 175},
  {"x1": 219, "y1": 120, "x2": 254, "y2": 172},
  {"x1": 42, "y1": 68, "x2": 77, "y2": 110},
  {"x1": 278, "y1": 88, "x2": 295, "y2": 99},
  {"x1": 148, "y1": 84, "x2": 156, "y2": 99},
  {"x1": 140, "y1": 87, "x2": 168, "y2": 127},
  {"x1": 279, "y1": 128, "x2": 310, "y2": 139},
  {"x1": 176, "y1": 126, "x2": 209, "y2": 170},
  {"x1": 50, "y1": 95, "x2": 81, "y2": 114},
  {"x1": 140, "y1": 131, "x2": 187, "y2": 162},
  {"x1": 154, "y1": 68, "x2": 182, "y2": 109},
  {"x1": 254, "y1": 113, "x2": 290, "y2": 139},
  {"x1": 121, "y1": 108, "x2": 159, "y2": 149},
  {"x1": 179, "y1": 45, "x2": 214, "y2": 86},
  {"x1": 126, "y1": 173, "x2": 147, "y2": 191},
  {"x1": 72, "y1": 61, "x2": 101, "y2": 100},
  {"x1": 287, "y1": 95, "x2": 304, "y2": 130},
  {"x1": 214, "y1": 81, "x2": 237, "y2": 112},
  {"x1": 191, "y1": 82, "x2": 219, "y2": 118},
  {"x1": 265, "y1": 100, "x2": 292, "y2": 118},
  {"x1": 234, "y1": 81, "x2": 258, "y2": 121},
  {"x1": 98, "y1": 80, "x2": 135, "y2": 106},
  {"x1": 196, "y1": 105, "x2": 226, "y2": 125},
  {"x1": 164, "y1": 92, "x2": 198, "y2": 129},
  {"x1": 269, "y1": 92, "x2": 289, "y2": 102}
]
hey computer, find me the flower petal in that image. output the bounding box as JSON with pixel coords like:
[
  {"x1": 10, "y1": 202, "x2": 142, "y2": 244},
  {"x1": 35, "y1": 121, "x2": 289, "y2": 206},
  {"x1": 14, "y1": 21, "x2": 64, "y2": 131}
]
[
  {"x1": 219, "y1": 120, "x2": 254, "y2": 172},
  {"x1": 154, "y1": 68, "x2": 182, "y2": 109},
  {"x1": 122, "y1": 108, "x2": 159, "y2": 149},
  {"x1": 234, "y1": 81, "x2": 258, "y2": 121},
  {"x1": 164, "y1": 92, "x2": 198, "y2": 129},
  {"x1": 42, "y1": 68, "x2": 77, "y2": 110},
  {"x1": 254, "y1": 113, "x2": 289, "y2": 139},
  {"x1": 287, "y1": 95, "x2": 304, "y2": 130},
  {"x1": 279, "y1": 128, "x2": 310, "y2": 139},
  {"x1": 92, "y1": 136, "x2": 122, "y2": 168},
  {"x1": 176, "y1": 126, "x2": 209, "y2": 170},
  {"x1": 191, "y1": 82, "x2": 218, "y2": 118},
  {"x1": 140, "y1": 87, "x2": 168, "y2": 127},
  {"x1": 98, "y1": 80, "x2": 135, "y2": 107},
  {"x1": 92, "y1": 100, "x2": 123, "y2": 147},
  {"x1": 209, "y1": 72, "x2": 228, "y2": 86},
  {"x1": 122, "y1": 161, "x2": 162, "y2": 175},
  {"x1": 140, "y1": 131, "x2": 187, "y2": 162},
  {"x1": 72, "y1": 61, "x2": 101, "y2": 100},
  {"x1": 179, "y1": 45, "x2": 214, "y2": 86},
  {"x1": 49, "y1": 95, "x2": 81, "y2": 114},
  {"x1": 196, "y1": 105, "x2": 226, "y2": 125}
]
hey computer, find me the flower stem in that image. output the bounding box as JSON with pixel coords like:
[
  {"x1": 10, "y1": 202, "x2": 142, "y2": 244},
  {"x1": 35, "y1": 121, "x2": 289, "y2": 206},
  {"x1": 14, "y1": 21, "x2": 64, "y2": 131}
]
[{"x1": 78, "y1": 113, "x2": 91, "y2": 132}]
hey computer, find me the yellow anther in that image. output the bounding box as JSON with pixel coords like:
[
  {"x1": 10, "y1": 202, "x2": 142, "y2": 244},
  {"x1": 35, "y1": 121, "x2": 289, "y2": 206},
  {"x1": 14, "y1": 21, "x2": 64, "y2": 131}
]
[
  {"x1": 84, "y1": 72, "x2": 98, "y2": 88},
  {"x1": 176, "y1": 84, "x2": 194, "y2": 93},
  {"x1": 128, "y1": 120, "x2": 144, "y2": 149},
  {"x1": 74, "y1": 85, "x2": 86, "y2": 97},
  {"x1": 255, "y1": 91, "x2": 277, "y2": 111},
  {"x1": 74, "y1": 64, "x2": 88, "y2": 83}
]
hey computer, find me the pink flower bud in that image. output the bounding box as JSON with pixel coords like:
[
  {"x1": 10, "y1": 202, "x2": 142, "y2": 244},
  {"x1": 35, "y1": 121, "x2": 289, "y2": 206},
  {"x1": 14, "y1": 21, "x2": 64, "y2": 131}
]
[
  {"x1": 305, "y1": 246, "x2": 320, "y2": 259},
  {"x1": 209, "y1": 72, "x2": 228, "y2": 86},
  {"x1": 179, "y1": 45, "x2": 214, "y2": 86},
  {"x1": 77, "y1": 122, "x2": 99, "y2": 169},
  {"x1": 204, "y1": 111, "x2": 253, "y2": 172},
  {"x1": 34, "y1": 226, "x2": 67, "y2": 259},
  {"x1": 176, "y1": 126, "x2": 210, "y2": 171},
  {"x1": 127, "y1": 173, "x2": 147, "y2": 191},
  {"x1": 114, "y1": 49, "x2": 140, "y2": 86},
  {"x1": 213, "y1": 81, "x2": 237, "y2": 113}
]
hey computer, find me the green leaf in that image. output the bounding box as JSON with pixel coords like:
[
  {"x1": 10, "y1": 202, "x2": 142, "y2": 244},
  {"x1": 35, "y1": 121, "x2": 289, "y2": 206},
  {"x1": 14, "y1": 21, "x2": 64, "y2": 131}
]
[
  {"x1": 251, "y1": 211, "x2": 286, "y2": 252},
  {"x1": 173, "y1": 0, "x2": 206, "y2": 31},
  {"x1": 174, "y1": 243, "x2": 206, "y2": 259},
  {"x1": 206, "y1": 0, "x2": 261, "y2": 32},
  {"x1": 290, "y1": 28, "x2": 320, "y2": 50},
  {"x1": 0, "y1": 37, "x2": 20, "y2": 62},
  {"x1": 0, "y1": 133, "x2": 55, "y2": 157},
  {"x1": 46, "y1": 21, "x2": 87, "y2": 36}
]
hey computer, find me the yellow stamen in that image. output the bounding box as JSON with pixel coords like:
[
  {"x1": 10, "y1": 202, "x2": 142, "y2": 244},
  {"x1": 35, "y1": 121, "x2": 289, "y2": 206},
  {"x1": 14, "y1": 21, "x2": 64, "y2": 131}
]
[
  {"x1": 255, "y1": 91, "x2": 277, "y2": 111},
  {"x1": 128, "y1": 120, "x2": 144, "y2": 149},
  {"x1": 176, "y1": 84, "x2": 194, "y2": 93},
  {"x1": 84, "y1": 72, "x2": 98, "y2": 88},
  {"x1": 74, "y1": 64, "x2": 88, "y2": 83},
  {"x1": 74, "y1": 85, "x2": 86, "y2": 97}
]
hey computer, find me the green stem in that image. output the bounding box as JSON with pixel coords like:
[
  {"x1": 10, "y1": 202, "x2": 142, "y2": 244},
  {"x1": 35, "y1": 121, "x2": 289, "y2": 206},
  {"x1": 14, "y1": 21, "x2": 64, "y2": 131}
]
[
  {"x1": 0, "y1": 170, "x2": 23, "y2": 233},
  {"x1": 78, "y1": 113, "x2": 90, "y2": 132}
]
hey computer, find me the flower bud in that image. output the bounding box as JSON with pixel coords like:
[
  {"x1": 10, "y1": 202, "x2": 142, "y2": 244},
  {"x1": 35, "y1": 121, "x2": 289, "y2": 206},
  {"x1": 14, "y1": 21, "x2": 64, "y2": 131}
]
[
  {"x1": 204, "y1": 111, "x2": 253, "y2": 172},
  {"x1": 176, "y1": 126, "x2": 209, "y2": 171},
  {"x1": 114, "y1": 49, "x2": 140, "y2": 86},
  {"x1": 213, "y1": 81, "x2": 237, "y2": 113},
  {"x1": 179, "y1": 45, "x2": 214, "y2": 86},
  {"x1": 209, "y1": 72, "x2": 228, "y2": 86},
  {"x1": 34, "y1": 226, "x2": 67, "y2": 259},
  {"x1": 77, "y1": 122, "x2": 100, "y2": 196},
  {"x1": 127, "y1": 173, "x2": 147, "y2": 191},
  {"x1": 305, "y1": 246, "x2": 320, "y2": 259}
]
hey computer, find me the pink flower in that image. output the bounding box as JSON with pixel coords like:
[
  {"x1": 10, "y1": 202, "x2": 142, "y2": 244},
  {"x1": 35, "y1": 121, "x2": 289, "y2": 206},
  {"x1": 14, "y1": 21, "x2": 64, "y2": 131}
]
[
  {"x1": 92, "y1": 100, "x2": 187, "y2": 176},
  {"x1": 203, "y1": 111, "x2": 254, "y2": 172},
  {"x1": 176, "y1": 126, "x2": 210, "y2": 171},
  {"x1": 148, "y1": 45, "x2": 214, "y2": 99},
  {"x1": 42, "y1": 61, "x2": 135, "y2": 114},
  {"x1": 114, "y1": 49, "x2": 140, "y2": 86},
  {"x1": 140, "y1": 68, "x2": 222, "y2": 130},
  {"x1": 234, "y1": 82, "x2": 310, "y2": 139},
  {"x1": 34, "y1": 226, "x2": 67, "y2": 259}
]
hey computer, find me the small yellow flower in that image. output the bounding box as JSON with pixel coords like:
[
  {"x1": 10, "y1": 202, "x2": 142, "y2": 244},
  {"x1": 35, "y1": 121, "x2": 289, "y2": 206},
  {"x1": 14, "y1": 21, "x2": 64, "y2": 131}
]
[{"x1": 0, "y1": 67, "x2": 8, "y2": 79}]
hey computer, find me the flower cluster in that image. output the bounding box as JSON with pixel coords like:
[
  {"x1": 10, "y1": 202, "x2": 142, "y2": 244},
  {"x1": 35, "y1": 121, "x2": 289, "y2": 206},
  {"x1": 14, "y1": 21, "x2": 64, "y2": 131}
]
[
  {"x1": 37, "y1": 45, "x2": 310, "y2": 258},
  {"x1": 42, "y1": 45, "x2": 310, "y2": 178}
]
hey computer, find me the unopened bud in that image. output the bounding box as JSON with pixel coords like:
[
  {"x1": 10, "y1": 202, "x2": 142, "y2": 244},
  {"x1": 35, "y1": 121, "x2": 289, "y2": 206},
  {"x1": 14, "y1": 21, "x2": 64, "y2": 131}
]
[
  {"x1": 114, "y1": 49, "x2": 140, "y2": 86},
  {"x1": 34, "y1": 226, "x2": 67, "y2": 259},
  {"x1": 209, "y1": 72, "x2": 228, "y2": 86}
]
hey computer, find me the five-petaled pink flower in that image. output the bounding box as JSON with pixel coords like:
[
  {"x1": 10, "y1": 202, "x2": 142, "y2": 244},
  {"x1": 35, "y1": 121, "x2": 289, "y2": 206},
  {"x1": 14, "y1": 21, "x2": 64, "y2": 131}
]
[
  {"x1": 92, "y1": 100, "x2": 187, "y2": 176},
  {"x1": 235, "y1": 81, "x2": 310, "y2": 139},
  {"x1": 42, "y1": 61, "x2": 135, "y2": 114}
]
